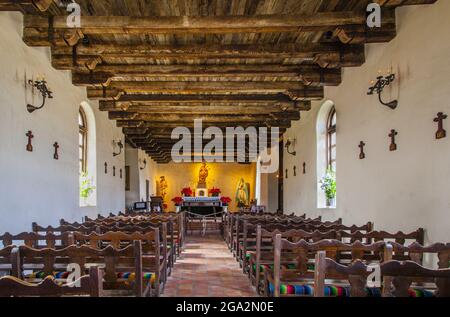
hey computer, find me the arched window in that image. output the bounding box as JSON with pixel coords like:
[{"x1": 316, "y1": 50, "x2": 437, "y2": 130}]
[
  {"x1": 316, "y1": 100, "x2": 336, "y2": 208},
  {"x1": 326, "y1": 107, "x2": 336, "y2": 171},
  {"x1": 79, "y1": 108, "x2": 88, "y2": 173}
]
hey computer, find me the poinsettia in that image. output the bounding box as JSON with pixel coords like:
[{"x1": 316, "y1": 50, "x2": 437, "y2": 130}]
[
  {"x1": 209, "y1": 187, "x2": 221, "y2": 196},
  {"x1": 171, "y1": 196, "x2": 183, "y2": 206},
  {"x1": 181, "y1": 187, "x2": 193, "y2": 196},
  {"x1": 220, "y1": 196, "x2": 232, "y2": 206}
]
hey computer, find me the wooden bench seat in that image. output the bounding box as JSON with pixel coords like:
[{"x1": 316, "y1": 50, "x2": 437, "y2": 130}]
[{"x1": 0, "y1": 266, "x2": 102, "y2": 297}]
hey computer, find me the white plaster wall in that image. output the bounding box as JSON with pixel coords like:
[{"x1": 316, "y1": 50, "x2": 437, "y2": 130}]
[
  {"x1": 137, "y1": 150, "x2": 159, "y2": 202},
  {"x1": 283, "y1": 1, "x2": 450, "y2": 244},
  {"x1": 0, "y1": 12, "x2": 125, "y2": 233},
  {"x1": 125, "y1": 145, "x2": 140, "y2": 207}
]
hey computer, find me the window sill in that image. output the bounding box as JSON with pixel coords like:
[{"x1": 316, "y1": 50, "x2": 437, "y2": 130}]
[
  {"x1": 317, "y1": 206, "x2": 336, "y2": 210},
  {"x1": 80, "y1": 200, "x2": 97, "y2": 208}
]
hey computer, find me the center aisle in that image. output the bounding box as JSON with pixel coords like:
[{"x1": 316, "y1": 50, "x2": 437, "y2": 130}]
[{"x1": 162, "y1": 235, "x2": 258, "y2": 297}]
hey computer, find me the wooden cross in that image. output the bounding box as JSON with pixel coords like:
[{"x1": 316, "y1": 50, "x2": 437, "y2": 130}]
[
  {"x1": 359, "y1": 141, "x2": 366, "y2": 160},
  {"x1": 104, "y1": 162, "x2": 108, "y2": 174},
  {"x1": 53, "y1": 142, "x2": 59, "y2": 160},
  {"x1": 293, "y1": 166, "x2": 297, "y2": 177},
  {"x1": 26, "y1": 131, "x2": 34, "y2": 152},
  {"x1": 113, "y1": 166, "x2": 116, "y2": 177},
  {"x1": 303, "y1": 162, "x2": 306, "y2": 174},
  {"x1": 434, "y1": 112, "x2": 447, "y2": 139},
  {"x1": 388, "y1": 129, "x2": 398, "y2": 151}
]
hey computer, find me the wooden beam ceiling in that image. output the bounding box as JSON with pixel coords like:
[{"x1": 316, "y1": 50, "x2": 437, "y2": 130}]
[
  {"x1": 22, "y1": 11, "x2": 389, "y2": 34},
  {"x1": 0, "y1": 0, "x2": 437, "y2": 163}
]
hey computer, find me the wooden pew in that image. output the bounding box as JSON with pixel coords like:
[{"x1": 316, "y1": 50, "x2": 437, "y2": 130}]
[
  {"x1": 314, "y1": 251, "x2": 450, "y2": 297},
  {"x1": 72, "y1": 230, "x2": 165, "y2": 296},
  {"x1": 17, "y1": 242, "x2": 155, "y2": 296},
  {"x1": 0, "y1": 245, "x2": 17, "y2": 277},
  {"x1": 249, "y1": 226, "x2": 339, "y2": 292},
  {"x1": 0, "y1": 232, "x2": 73, "y2": 249},
  {"x1": 0, "y1": 266, "x2": 103, "y2": 297},
  {"x1": 266, "y1": 235, "x2": 386, "y2": 297}
]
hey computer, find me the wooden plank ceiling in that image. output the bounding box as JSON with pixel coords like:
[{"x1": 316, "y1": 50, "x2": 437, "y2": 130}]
[{"x1": 0, "y1": 0, "x2": 437, "y2": 163}]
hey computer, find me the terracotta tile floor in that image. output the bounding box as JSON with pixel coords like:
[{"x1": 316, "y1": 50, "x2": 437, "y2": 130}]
[{"x1": 162, "y1": 234, "x2": 258, "y2": 297}]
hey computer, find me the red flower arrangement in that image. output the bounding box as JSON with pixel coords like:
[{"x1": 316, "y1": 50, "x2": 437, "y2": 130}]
[
  {"x1": 209, "y1": 187, "x2": 221, "y2": 197},
  {"x1": 171, "y1": 196, "x2": 183, "y2": 206},
  {"x1": 181, "y1": 187, "x2": 193, "y2": 197},
  {"x1": 220, "y1": 196, "x2": 232, "y2": 206}
]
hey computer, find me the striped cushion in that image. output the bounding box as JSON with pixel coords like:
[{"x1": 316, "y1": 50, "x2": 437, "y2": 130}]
[
  {"x1": 408, "y1": 288, "x2": 435, "y2": 297},
  {"x1": 26, "y1": 271, "x2": 157, "y2": 287},
  {"x1": 25, "y1": 271, "x2": 70, "y2": 279},
  {"x1": 117, "y1": 272, "x2": 156, "y2": 286},
  {"x1": 269, "y1": 284, "x2": 434, "y2": 297}
]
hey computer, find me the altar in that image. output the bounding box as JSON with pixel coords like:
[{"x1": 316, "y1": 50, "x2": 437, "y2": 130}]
[{"x1": 182, "y1": 197, "x2": 223, "y2": 216}]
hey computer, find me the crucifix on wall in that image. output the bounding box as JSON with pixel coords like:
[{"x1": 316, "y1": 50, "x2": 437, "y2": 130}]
[
  {"x1": 26, "y1": 131, "x2": 34, "y2": 152},
  {"x1": 359, "y1": 141, "x2": 366, "y2": 160},
  {"x1": 434, "y1": 112, "x2": 447, "y2": 139},
  {"x1": 388, "y1": 129, "x2": 398, "y2": 151},
  {"x1": 53, "y1": 142, "x2": 59, "y2": 160}
]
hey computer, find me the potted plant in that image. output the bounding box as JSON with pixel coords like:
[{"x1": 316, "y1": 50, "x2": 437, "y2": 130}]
[
  {"x1": 220, "y1": 197, "x2": 232, "y2": 212},
  {"x1": 171, "y1": 196, "x2": 183, "y2": 212},
  {"x1": 181, "y1": 187, "x2": 193, "y2": 197},
  {"x1": 209, "y1": 187, "x2": 221, "y2": 197},
  {"x1": 80, "y1": 172, "x2": 96, "y2": 206},
  {"x1": 320, "y1": 168, "x2": 336, "y2": 207}
]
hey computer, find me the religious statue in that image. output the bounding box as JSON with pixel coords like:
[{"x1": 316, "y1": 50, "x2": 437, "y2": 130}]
[
  {"x1": 235, "y1": 178, "x2": 250, "y2": 207},
  {"x1": 159, "y1": 176, "x2": 168, "y2": 202},
  {"x1": 198, "y1": 163, "x2": 209, "y2": 185}
]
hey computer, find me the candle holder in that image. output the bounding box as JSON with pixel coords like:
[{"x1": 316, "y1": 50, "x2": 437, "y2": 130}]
[
  {"x1": 113, "y1": 139, "x2": 124, "y2": 157},
  {"x1": 27, "y1": 78, "x2": 53, "y2": 113},
  {"x1": 367, "y1": 73, "x2": 398, "y2": 110},
  {"x1": 139, "y1": 159, "x2": 147, "y2": 170}
]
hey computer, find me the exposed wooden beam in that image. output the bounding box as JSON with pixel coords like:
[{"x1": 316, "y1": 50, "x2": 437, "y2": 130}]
[
  {"x1": 116, "y1": 120, "x2": 292, "y2": 129},
  {"x1": 125, "y1": 127, "x2": 285, "y2": 137},
  {"x1": 100, "y1": 102, "x2": 309, "y2": 114},
  {"x1": 48, "y1": 40, "x2": 365, "y2": 70},
  {"x1": 71, "y1": 65, "x2": 341, "y2": 87},
  {"x1": 54, "y1": 43, "x2": 357, "y2": 59},
  {"x1": 374, "y1": 0, "x2": 437, "y2": 7},
  {"x1": 23, "y1": 11, "x2": 384, "y2": 35},
  {"x1": 86, "y1": 82, "x2": 324, "y2": 100},
  {"x1": 109, "y1": 112, "x2": 300, "y2": 122}
]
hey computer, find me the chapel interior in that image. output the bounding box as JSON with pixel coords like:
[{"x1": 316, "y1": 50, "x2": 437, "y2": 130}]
[{"x1": 0, "y1": 0, "x2": 449, "y2": 298}]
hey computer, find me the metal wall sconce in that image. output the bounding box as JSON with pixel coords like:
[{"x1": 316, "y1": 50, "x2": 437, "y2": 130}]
[
  {"x1": 285, "y1": 138, "x2": 297, "y2": 156},
  {"x1": 27, "y1": 76, "x2": 53, "y2": 113},
  {"x1": 139, "y1": 159, "x2": 147, "y2": 170},
  {"x1": 113, "y1": 139, "x2": 123, "y2": 157},
  {"x1": 367, "y1": 71, "x2": 398, "y2": 110}
]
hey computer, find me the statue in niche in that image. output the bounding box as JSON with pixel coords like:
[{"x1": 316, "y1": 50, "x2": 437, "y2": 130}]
[
  {"x1": 235, "y1": 178, "x2": 250, "y2": 207},
  {"x1": 159, "y1": 176, "x2": 168, "y2": 202},
  {"x1": 198, "y1": 163, "x2": 209, "y2": 186}
]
